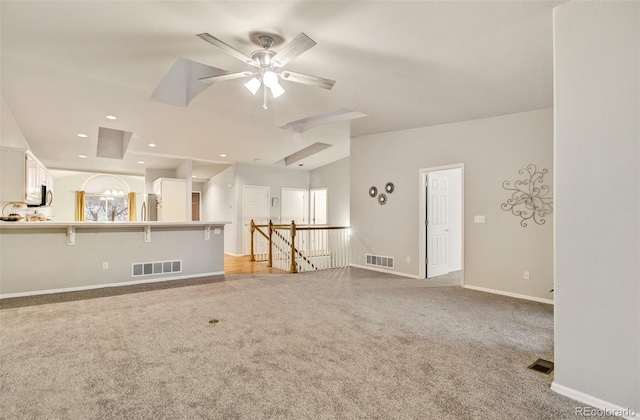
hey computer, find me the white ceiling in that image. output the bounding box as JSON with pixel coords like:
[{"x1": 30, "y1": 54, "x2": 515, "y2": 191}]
[{"x1": 0, "y1": 1, "x2": 561, "y2": 176}]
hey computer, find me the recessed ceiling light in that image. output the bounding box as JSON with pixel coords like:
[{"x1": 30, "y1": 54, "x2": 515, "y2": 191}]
[
  {"x1": 78, "y1": 154, "x2": 87, "y2": 159},
  {"x1": 148, "y1": 143, "x2": 157, "y2": 148},
  {"x1": 106, "y1": 115, "x2": 117, "y2": 120},
  {"x1": 220, "y1": 154, "x2": 227, "y2": 157},
  {"x1": 137, "y1": 161, "x2": 145, "y2": 164},
  {"x1": 192, "y1": 175, "x2": 197, "y2": 178},
  {"x1": 77, "y1": 133, "x2": 88, "y2": 138}
]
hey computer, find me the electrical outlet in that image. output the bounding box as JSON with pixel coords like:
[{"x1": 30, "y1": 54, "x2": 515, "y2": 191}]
[
  {"x1": 523, "y1": 271, "x2": 529, "y2": 280},
  {"x1": 406, "y1": 256, "x2": 411, "y2": 263},
  {"x1": 103, "y1": 262, "x2": 109, "y2": 270}
]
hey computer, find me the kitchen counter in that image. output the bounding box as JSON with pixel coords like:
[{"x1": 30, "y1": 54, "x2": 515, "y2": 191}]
[
  {"x1": 0, "y1": 221, "x2": 229, "y2": 228},
  {"x1": 0, "y1": 221, "x2": 230, "y2": 298}
]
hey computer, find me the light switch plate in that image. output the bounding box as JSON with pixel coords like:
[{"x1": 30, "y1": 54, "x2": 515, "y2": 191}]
[{"x1": 474, "y1": 215, "x2": 485, "y2": 223}]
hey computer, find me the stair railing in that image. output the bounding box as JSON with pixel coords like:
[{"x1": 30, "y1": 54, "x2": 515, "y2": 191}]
[{"x1": 250, "y1": 220, "x2": 350, "y2": 273}]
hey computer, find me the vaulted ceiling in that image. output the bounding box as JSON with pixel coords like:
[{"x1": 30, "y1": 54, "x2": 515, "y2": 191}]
[{"x1": 0, "y1": 1, "x2": 560, "y2": 176}]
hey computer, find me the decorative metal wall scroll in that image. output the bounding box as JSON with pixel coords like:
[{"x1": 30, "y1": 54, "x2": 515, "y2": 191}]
[
  {"x1": 369, "y1": 182, "x2": 394, "y2": 205},
  {"x1": 501, "y1": 164, "x2": 553, "y2": 227}
]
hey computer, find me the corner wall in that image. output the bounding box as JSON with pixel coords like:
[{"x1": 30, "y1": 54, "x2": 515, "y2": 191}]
[
  {"x1": 350, "y1": 109, "x2": 554, "y2": 301},
  {"x1": 310, "y1": 157, "x2": 350, "y2": 226},
  {"x1": 553, "y1": 1, "x2": 639, "y2": 414}
]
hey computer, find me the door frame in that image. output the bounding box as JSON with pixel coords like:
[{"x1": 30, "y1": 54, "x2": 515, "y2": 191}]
[{"x1": 419, "y1": 164, "x2": 465, "y2": 284}]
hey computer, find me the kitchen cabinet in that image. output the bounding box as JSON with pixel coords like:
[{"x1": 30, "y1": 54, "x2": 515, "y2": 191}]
[
  {"x1": 152, "y1": 178, "x2": 187, "y2": 221},
  {"x1": 1, "y1": 147, "x2": 51, "y2": 206}
]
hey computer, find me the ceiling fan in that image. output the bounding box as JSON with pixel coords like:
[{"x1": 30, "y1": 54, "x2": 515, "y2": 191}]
[{"x1": 196, "y1": 32, "x2": 336, "y2": 109}]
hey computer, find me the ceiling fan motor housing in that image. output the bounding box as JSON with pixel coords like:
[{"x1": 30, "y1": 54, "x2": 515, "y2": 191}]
[
  {"x1": 252, "y1": 49, "x2": 276, "y2": 69},
  {"x1": 251, "y1": 35, "x2": 278, "y2": 70}
]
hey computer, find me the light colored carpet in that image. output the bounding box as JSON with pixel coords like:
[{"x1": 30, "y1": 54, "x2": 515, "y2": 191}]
[{"x1": 0, "y1": 268, "x2": 596, "y2": 419}]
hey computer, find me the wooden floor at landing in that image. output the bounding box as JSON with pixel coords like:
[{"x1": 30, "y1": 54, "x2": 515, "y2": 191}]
[{"x1": 224, "y1": 254, "x2": 287, "y2": 275}]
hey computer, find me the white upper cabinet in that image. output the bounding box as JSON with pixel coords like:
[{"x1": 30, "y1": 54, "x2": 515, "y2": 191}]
[{"x1": 1, "y1": 147, "x2": 51, "y2": 206}]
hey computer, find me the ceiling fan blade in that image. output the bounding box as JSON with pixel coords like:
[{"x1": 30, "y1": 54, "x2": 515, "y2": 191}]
[
  {"x1": 199, "y1": 71, "x2": 255, "y2": 84},
  {"x1": 272, "y1": 33, "x2": 317, "y2": 67},
  {"x1": 280, "y1": 71, "x2": 336, "y2": 90},
  {"x1": 196, "y1": 33, "x2": 257, "y2": 66}
]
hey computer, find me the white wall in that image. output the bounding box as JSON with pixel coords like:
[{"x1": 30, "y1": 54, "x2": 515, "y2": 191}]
[
  {"x1": 553, "y1": 1, "x2": 639, "y2": 414},
  {"x1": 351, "y1": 109, "x2": 554, "y2": 301},
  {"x1": 310, "y1": 157, "x2": 350, "y2": 226}
]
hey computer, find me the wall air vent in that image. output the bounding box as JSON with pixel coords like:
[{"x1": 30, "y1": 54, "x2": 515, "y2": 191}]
[
  {"x1": 132, "y1": 260, "x2": 182, "y2": 277},
  {"x1": 366, "y1": 254, "x2": 394, "y2": 269}
]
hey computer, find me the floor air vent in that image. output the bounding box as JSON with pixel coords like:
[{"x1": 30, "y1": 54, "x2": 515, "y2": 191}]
[
  {"x1": 132, "y1": 260, "x2": 182, "y2": 277},
  {"x1": 528, "y1": 359, "x2": 554, "y2": 374},
  {"x1": 366, "y1": 254, "x2": 394, "y2": 269}
]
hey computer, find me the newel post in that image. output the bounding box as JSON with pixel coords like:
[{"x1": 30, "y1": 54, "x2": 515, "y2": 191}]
[
  {"x1": 250, "y1": 219, "x2": 255, "y2": 262},
  {"x1": 289, "y1": 220, "x2": 297, "y2": 273},
  {"x1": 268, "y1": 220, "x2": 273, "y2": 267}
]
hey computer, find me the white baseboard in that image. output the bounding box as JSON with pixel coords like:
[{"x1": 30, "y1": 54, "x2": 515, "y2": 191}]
[
  {"x1": 0, "y1": 271, "x2": 225, "y2": 299},
  {"x1": 349, "y1": 263, "x2": 421, "y2": 279},
  {"x1": 224, "y1": 252, "x2": 244, "y2": 257},
  {"x1": 551, "y1": 382, "x2": 639, "y2": 419},
  {"x1": 463, "y1": 284, "x2": 554, "y2": 305}
]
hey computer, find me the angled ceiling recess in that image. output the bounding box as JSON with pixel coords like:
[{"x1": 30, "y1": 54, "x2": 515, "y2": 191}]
[
  {"x1": 196, "y1": 32, "x2": 336, "y2": 110},
  {"x1": 284, "y1": 142, "x2": 333, "y2": 166},
  {"x1": 96, "y1": 127, "x2": 133, "y2": 160},
  {"x1": 280, "y1": 108, "x2": 368, "y2": 133},
  {"x1": 151, "y1": 57, "x2": 226, "y2": 107}
]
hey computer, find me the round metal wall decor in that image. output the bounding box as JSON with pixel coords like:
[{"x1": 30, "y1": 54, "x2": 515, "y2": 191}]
[
  {"x1": 377, "y1": 193, "x2": 387, "y2": 205},
  {"x1": 369, "y1": 186, "x2": 378, "y2": 198},
  {"x1": 385, "y1": 182, "x2": 395, "y2": 194}
]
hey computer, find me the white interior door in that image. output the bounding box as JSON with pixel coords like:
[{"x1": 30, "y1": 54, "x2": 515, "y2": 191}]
[
  {"x1": 427, "y1": 172, "x2": 450, "y2": 278},
  {"x1": 281, "y1": 188, "x2": 307, "y2": 224},
  {"x1": 310, "y1": 188, "x2": 327, "y2": 225},
  {"x1": 243, "y1": 185, "x2": 270, "y2": 256}
]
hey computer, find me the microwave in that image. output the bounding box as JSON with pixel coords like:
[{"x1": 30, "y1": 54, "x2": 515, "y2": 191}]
[{"x1": 27, "y1": 185, "x2": 52, "y2": 207}]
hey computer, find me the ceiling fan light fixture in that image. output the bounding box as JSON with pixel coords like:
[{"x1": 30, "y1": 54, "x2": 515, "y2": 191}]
[
  {"x1": 269, "y1": 81, "x2": 285, "y2": 98},
  {"x1": 244, "y1": 77, "x2": 261, "y2": 95},
  {"x1": 262, "y1": 71, "x2": 278, "y2": 88}
]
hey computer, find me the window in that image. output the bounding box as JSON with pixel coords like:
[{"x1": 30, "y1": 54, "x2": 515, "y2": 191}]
[
  {"x1": 81, "y1": 175, "x2": 131, "y2": 221},
  {"x1": 84, "y1": 193, "x2": 128, "y2": 221}
]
